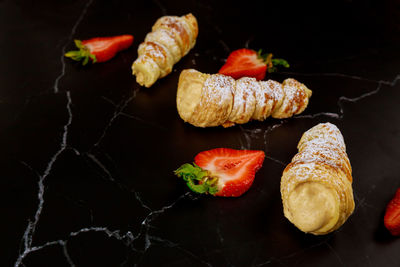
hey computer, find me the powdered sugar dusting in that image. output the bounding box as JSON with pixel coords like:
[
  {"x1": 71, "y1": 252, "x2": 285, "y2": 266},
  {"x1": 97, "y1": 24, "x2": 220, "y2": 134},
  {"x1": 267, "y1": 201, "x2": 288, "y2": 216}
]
[
  {"x1": 177, "y1": 70, "x2": 312, "y2": 127},
  {"x1": 139, "y1": 42, "x2": 168, "y2": 61},
  {"x1": 133, "y1": 14, "x2": 198, "y2": 87},
  {"x1": 191, "y1": 74, "x2": 234, "y2": 126},
  {"x1": 204, "y1": 74, "x2": 235, "y2": 105},
  {"x1": 254, "y1": 80, "x2": 280, "y2": 120},
  {"x1": 281, "y1": 122, "x2": 354, "y2": 234},
  {"x1": 255, "y1": 81, "x2": 267, "y2": 108},
  {"x1": 299, "y1": 122, "x2": 346, "y2": 151},
  {"x1": 270, "y1": 78, "x2": 310, "y2": 118},
  {"x1": 138, "y1": 42, "x2": 171, "y2": 76},
  {"x1": 269, "y1": 80, "x2": 284, "y2": 104},
  {"x1": 295, "y1": 123, "x2": 349, "y2": 172},
  {"x1": 228, "y1": 77, "x2": 257, "y2": 123},
  {"x1": 285, "y1": 80, "x2": 304, "y2": 113}
]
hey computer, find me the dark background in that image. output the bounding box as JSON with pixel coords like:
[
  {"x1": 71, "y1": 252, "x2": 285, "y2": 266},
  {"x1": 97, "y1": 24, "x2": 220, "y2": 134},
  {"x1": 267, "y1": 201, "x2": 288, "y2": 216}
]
[{"x1": 1, "y1": 0, "x2": 400, "y2": 266}]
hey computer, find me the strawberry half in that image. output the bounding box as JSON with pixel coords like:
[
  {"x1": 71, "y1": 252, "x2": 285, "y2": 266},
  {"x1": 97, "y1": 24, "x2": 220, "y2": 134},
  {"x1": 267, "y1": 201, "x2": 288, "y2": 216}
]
[
  {"x1": 174, "y1": 148, "x2": 265, "y2": 197},
  {"x1": 218, "y1": 48, "x2": 289, "y2": 80},
  {"x1": 384, "y1": 188, "x2": 400, "y2": 236},
  {"x1": 65, "y1": 34, "x2": 134, "y2": 65}
]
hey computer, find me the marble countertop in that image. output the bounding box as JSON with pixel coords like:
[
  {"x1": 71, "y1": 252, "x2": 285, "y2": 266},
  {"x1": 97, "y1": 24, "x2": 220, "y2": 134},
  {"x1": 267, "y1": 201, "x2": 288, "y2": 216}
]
[{"x1": 2, "y1": 0, "x2": 400, "y2": 266}]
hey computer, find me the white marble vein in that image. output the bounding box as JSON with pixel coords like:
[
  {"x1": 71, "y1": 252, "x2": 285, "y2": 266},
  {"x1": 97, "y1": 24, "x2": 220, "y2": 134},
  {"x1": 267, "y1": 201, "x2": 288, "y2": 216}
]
[
  {"x1": 84, "y1": 152, "x2": 154, "y2": 213},
  {"x1": 13, "y1": 191, "x2": 194, "y2": 266},
  {"x1": 13, "y1": 10, "x2": 400, "y2": 262},
  {"x1": 338, "y1": 74, "x2": 400, "y2": 117},
  {"x1": 15, "y1": 91, "x2": 73, "y2": 267},
  {"x1": 62, "y1": 241, "x2": 76, "y2": 267},
  {"x1": 295, "y1": 112, "x2": 340, "y2": 119},
  {"x1": 325, "y1": 242, "x2": 345, "y2": 266},
  {"x1": 218, "y1": 39, "x2": 230, "y2": 53},
  {"x1": 281, "y1": 71, "x2": 396, "y2": 85},
  {"x1": 244, "y1": 37, "x2": 253, "y2": 48},
  {"x1": 239, "y1": 125, "x2": 253, "y2": 149},
  {"x1": 119, "y1": 112, "x2": 168, "y2": 131},
  {"x1": 86, "y1": 152, "x2": 116, "y2": 181},
  {"x1": 262, "y1": 120, "x2": 287, "y2": 147},
  {"x1": 54, "y1": 0, "x2": 94, "y2": 93},
  {"x1": 94, "y1": 90, "x2": 138, "y2": 147},
  {"x1": 141, "y1": 192, "x2": 192, "y2": 251},
  {"x1": 338, "y1": 81, "x2": 383, "y2": 116},
  {"x1": 134, "y1": 191, "x2": 152, "y2": 212},
  {"x1": 215, "y1": 222, "x2": 235, "y2": 267},
  {"x1": 264, "y1": 155, "x2": 287, "y2": 166},
  {"x1": 70, "y1": 227, "x2": 136, "y2": 245},
  {"x1": 353, "y1": 189, "x2": 377, "y2": 211},
  {"x1": 260, "y1": 73, "x2": 400, "y2": 165}
]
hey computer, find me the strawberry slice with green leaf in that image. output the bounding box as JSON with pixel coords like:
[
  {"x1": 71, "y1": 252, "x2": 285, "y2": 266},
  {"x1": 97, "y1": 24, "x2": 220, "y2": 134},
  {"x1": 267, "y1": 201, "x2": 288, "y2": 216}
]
[
  {"x1": 65, "y1": 34, "x2": 134, "y2": 65},
  {"x1": 174, "y1": 148, "x2": 265, "y2": 197},
  {"x1": 384, "y1": 188, "x2": 400, "y2": 236},
  {"x1": 218, "y1": 48, "x2": 289, "y2": 80}
]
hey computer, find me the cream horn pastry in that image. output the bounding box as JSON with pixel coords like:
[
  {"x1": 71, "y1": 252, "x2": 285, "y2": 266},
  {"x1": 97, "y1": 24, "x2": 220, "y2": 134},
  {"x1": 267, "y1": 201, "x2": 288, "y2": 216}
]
[
  {"x1": 132, "y1": 14, "x2": 198, "y2": 87},
  {"x1": 176, "y1": 69, "x2": 312, "y2": 127},
  {"x1": 280, "y1": 123, "x2": 354, "y2": 235}
]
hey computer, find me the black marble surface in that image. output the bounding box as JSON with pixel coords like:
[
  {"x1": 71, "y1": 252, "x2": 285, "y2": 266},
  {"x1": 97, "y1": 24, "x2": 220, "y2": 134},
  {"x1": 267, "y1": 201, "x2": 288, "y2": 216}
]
[{"x1": 2, "y1": 0, "x2": 400, "y2": 266}]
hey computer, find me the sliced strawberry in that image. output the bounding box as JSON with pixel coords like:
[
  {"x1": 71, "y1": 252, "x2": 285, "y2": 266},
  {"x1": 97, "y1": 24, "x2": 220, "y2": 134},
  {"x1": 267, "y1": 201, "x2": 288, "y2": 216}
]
[
  {"x1": 65, "y1": 34, "x2": 134, "y2": 65},
  {"x1": 174, "y1": 148, "x2": 265, "y2": 197},
  {"x1": 384, "y1": 188, "x2": 400, "y2": 236},
  {"x1": 218, "y1": 48, "x2": 289, "y2": 80},
  {"x1": 219, "y1": 49, "x2": 267, "y2": 80}
]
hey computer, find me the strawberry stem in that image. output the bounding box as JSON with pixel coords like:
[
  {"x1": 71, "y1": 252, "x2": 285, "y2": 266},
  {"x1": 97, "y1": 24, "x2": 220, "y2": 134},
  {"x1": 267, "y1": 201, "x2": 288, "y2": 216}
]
[
  {"x1": 257, "y1": 49, "x2": 290, "y2": 73},
  {"x1": 174, "y1": 163, "x2": 219, "y2": 195},
  {"x1": 64, "y1": 39, "x2": 97, "y2": 65}
]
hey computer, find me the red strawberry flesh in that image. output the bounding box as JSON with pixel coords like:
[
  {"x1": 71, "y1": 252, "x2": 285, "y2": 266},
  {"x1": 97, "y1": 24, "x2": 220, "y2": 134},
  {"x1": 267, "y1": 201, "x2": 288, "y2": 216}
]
[
  {"x1": 194, "y1": 148, "x2": 265, "y2": 197},
  {"x1": 83, "y1": 35, "x2": 134, "y2": 62},
  {"x1": 384, "y1": 188, "x2": 400, "y2": 236},
  {"x1": 219, "y1": 48, "x2": 267, "y2": 80}
]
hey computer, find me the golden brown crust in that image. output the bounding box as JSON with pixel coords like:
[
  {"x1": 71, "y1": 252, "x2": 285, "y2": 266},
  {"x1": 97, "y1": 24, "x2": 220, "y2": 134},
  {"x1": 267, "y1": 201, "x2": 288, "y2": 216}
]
[
  {"x1": 188, "y1": 74, "x2": 234, "y2": 127},
  {"x1": 132, "y1": 14, "x2": 199, "y2": 88},
  {"x1": 144, "y1": 29, "x2": 181, "y2": 63},
  {"x1": 176, "y1": 69, "x2": 209, "y2": 126},
  {"x1": 280, "y1": 123, "x2": 354, "y2": 235},
  {"x1": 176, "y1": 69, "x2": 312, "y2": 127},
  {"x1": 252, "y1": 80, "x2": 281, "y2": 120},
  {"x1": 153, "y1": 16, "x2": 191, "y2": 55},
  {"x1": 228, "y1": 77, "x2": 257, "y2": 124},
  {"x1": 182, "y1": 13, "x2": 198, "y2": 44},
  {"x1": 271, "y1": 78, "x2": 312, "y2": 119},
  {"x1": 138, "y1": 41, "x2": 173, "y2": 77}
]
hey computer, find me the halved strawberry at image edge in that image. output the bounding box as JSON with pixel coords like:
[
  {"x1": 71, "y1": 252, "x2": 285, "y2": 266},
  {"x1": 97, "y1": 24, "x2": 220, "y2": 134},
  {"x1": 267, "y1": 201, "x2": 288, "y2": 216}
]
[
  {"x1": 384, "y1": 188, "x2": 400, "y2": 236},
  {"x1": 65, "y1": 34, "x2": 134, "y2": 65},
  {"x1": 174, "y1": 148, "x2": 265, "y2": 197},
  {"x1": 218, "y1": 48, "x2": 289, "y2": 80}
]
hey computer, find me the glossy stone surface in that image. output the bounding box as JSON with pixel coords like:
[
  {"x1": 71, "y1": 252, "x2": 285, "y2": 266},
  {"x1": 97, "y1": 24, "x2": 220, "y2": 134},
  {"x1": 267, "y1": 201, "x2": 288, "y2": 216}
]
[{"x1": 2, "y1": 0, "x2": 400, "y2": 266}]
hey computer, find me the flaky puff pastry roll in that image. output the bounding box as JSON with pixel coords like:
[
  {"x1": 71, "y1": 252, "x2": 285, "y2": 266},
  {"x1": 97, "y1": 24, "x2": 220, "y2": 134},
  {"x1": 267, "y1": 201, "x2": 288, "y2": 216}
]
[
  {"x1": 281, "y1": 123, "x2": 354, "y2": 235},
  {"x1": 132, "y1": 14, "x2": 198, "y2": 87},
  {"x1": 176, "y1": 69, "x2": 312, "y2": 127}
]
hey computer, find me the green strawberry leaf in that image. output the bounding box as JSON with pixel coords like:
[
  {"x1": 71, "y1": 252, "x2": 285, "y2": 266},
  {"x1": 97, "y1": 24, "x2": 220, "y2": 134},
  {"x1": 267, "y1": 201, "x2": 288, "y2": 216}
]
[
  {"x1": 74, "y1": 39, "x2": 85, "y2": 50},
  {"x1": 272, "y1": 58, "x2": 290, "y2": 68},
  {"x1": 82, "y1": 55, "x2": 89, "y2": 66},
  {"x1": 174, "y1": 163, "x2": 219, "y2": 195},
  {"x1": 64, "y1": 51, "x2": 80, "y2": 57},
  {"x1": 186, "y1": 179, "x2": 210, "y2": 194},
  {"x1": 64, "y1": 39, "x2": 95, "y2": 66},
  {"x1": 89, "y1": 53, "x2": 97, "y2": 63},
  {"x1": 257, "y1": 49, "x2": 290, "y2": 73},
  {"x1": 174, "y1": 163, "x2": 207, "y2": 181}
]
